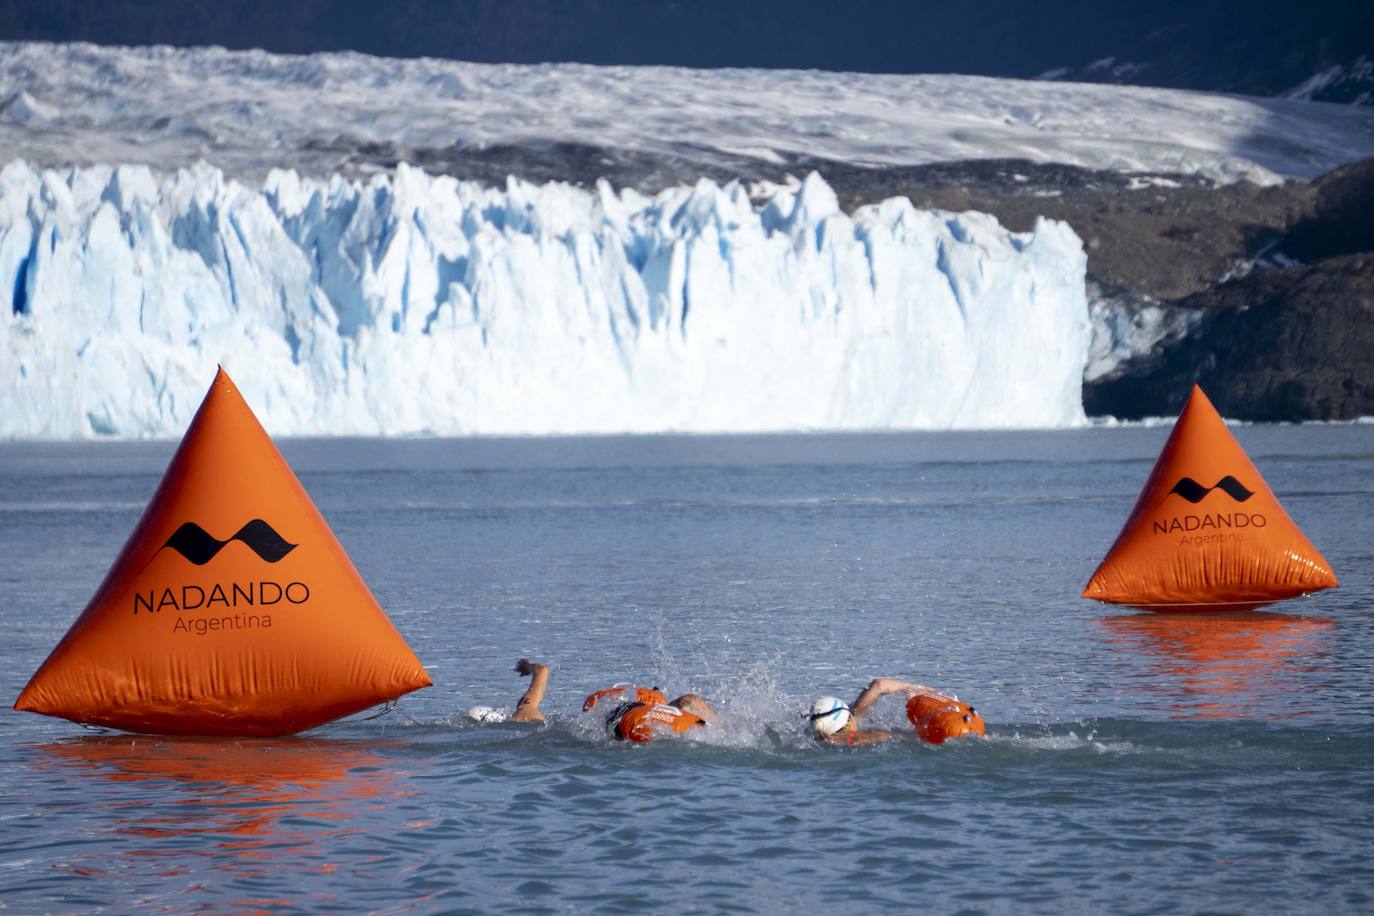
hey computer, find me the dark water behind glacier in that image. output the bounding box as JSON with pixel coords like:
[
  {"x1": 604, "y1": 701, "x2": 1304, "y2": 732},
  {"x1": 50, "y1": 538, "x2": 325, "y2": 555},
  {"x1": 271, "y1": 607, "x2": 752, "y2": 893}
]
[{"x1": 2, "y1": 426, "x2": 1372, "y2": 914}]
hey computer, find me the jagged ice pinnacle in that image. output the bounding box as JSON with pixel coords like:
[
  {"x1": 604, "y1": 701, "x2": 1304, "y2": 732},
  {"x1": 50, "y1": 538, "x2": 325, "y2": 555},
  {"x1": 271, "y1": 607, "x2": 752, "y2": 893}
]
[{"x1": 0, "y1": 161, "x2": 1090, "y2": 437}]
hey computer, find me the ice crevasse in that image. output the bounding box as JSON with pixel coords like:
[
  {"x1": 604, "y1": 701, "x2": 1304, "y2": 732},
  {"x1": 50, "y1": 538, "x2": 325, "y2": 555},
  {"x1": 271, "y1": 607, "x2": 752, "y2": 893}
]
[{"x1": 0, "y1": 160, "x2": 1090, "y2": 438}]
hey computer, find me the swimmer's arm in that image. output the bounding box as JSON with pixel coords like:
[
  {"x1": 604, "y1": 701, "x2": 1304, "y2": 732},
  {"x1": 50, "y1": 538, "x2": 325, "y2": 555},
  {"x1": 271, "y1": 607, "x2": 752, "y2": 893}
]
[
  {"x1": 850, "y1": 677, "x2": 938, "y2": 719},
  {"x1": 826, "y1": 728, "x2": 900, "y2": 746},
  {"x1": 512, "y1": 658, "x2": 549, "y2": 722},
  {"x1": 669, "y1": 693, "x2": 719, "y2": 723}
]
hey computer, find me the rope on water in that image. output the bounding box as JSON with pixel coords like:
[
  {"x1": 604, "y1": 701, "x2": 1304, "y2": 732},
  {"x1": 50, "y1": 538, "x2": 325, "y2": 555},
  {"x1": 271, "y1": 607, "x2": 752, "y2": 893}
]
[{"x1": 305, "y1": 698, "x2": 399, "y2": 733}]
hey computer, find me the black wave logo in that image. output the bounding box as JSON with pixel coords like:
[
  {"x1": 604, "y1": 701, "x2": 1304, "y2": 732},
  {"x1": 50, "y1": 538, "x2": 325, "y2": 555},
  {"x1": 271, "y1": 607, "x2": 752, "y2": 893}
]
[
  {"x1": 1162, "y1": 476, "x2": 1255, "y2": 505},
  {"x1": 155, "y1": 520, "x2": 298, "y2": 566}
]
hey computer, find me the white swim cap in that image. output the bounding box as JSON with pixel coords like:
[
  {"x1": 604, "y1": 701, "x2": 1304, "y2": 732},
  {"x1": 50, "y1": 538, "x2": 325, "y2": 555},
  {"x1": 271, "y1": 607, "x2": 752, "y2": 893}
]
[
  {"x1": 466, "y1": 705, "x2": 508, "y2": 724},
  {"x1": 808, "y1": 697, "x2": 852, "y2": 737}
]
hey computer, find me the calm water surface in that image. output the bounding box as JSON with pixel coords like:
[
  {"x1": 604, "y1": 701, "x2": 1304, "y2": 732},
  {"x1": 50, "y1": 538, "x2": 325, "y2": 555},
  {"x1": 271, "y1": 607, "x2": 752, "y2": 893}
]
[{"x1": 1, "y1": 427, "x2": 1371, "y2": 913}]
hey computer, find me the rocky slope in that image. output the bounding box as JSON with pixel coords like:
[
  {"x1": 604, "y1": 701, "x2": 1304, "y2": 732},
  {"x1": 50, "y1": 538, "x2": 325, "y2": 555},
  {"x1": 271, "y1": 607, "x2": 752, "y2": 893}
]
[
  {"x1": 1085, "y1": 254, "x2": 1374, "y2": 420},
  {"x1": 835, "y1": 157, "x2": 1374, "y2": 421},
  {"x1": 1079, "y1": 159, "x2": 1374, "y2": 420}
]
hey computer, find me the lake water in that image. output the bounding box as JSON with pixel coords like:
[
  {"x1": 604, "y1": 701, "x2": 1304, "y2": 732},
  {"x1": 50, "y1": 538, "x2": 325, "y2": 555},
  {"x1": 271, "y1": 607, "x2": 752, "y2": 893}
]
[{"x1": 2, "y1": 426, "x2": 1371, "y2": 913}]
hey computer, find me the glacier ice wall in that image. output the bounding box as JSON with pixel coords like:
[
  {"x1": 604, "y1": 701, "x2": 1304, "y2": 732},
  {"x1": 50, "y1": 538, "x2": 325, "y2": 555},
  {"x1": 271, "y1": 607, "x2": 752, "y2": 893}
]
[{"x1": 0, "y1": 161, "x2": 1090, "y2": 438}]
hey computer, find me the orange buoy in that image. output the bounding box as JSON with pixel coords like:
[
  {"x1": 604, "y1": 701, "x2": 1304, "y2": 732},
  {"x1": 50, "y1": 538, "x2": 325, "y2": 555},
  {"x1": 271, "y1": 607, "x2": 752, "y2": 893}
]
[
  {"x1": 13, "y1": 368, "x2": 431, "y2": 736},
  {"x1": 606, "y1": 702, "x2": 706, "y2": 743},
  {"x1": 904, "y1": 694, "x2": 985, "y2": 744},
  {"x1": 582, "y1": 684, "x2": 668, "y2": 712},
  {"x1": 1083, "y1": 386, "x2": 1338, "y2": 612}
]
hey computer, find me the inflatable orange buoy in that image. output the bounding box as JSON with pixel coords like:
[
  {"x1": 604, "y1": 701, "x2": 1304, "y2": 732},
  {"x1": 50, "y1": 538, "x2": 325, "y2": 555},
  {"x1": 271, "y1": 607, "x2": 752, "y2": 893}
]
[
  {"x1": 905, "y1": 694, "x2": 985, "y2": 744},
  {"x1": 1083, "y1": 385, "x2": 1338, "y2": 612},
  {"x1": 13, "y1": 368, "x2": 431, "y2": 737},
  {"x1": 606, "y1": 702, "x2": 706, "y2": 743},
  {"x1": 582, "y1": 684, "x2": 668, "y2": 712}
]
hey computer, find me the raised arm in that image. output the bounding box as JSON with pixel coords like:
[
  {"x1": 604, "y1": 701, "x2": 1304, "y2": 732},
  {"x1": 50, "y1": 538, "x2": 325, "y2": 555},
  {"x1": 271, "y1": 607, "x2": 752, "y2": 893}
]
[
  {"x1": 669, "y1": 692, "x2": 719, "y2": 724},
  {"x1": 512, "y1": 658, "x2": 550, "y2": 722},
  {"x1": 850, "y1": 677, "x2": 939, "y2": 719}
]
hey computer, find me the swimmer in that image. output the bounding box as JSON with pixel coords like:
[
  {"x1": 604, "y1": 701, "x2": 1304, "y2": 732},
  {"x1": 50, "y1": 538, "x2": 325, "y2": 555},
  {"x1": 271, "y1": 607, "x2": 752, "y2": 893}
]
[
  {"x1": 809, "y1": 677, "x2": 984, "y2": 746},
  {"x1": 584, "y1": 683, "x2": 720, "y2": 742}
]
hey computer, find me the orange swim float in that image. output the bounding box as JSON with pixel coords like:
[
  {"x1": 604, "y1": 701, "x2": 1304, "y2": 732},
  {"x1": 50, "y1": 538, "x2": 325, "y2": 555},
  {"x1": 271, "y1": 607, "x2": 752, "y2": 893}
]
[
  {"x1": 606, "y1": 701, "x2": 707, "y2": 743},
  {"x1": 582, "y1": 684, "x2": 669, "y2": 712},
  {"x1": 905, "y1": 694, "x2": 985, "y2": 744}
]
